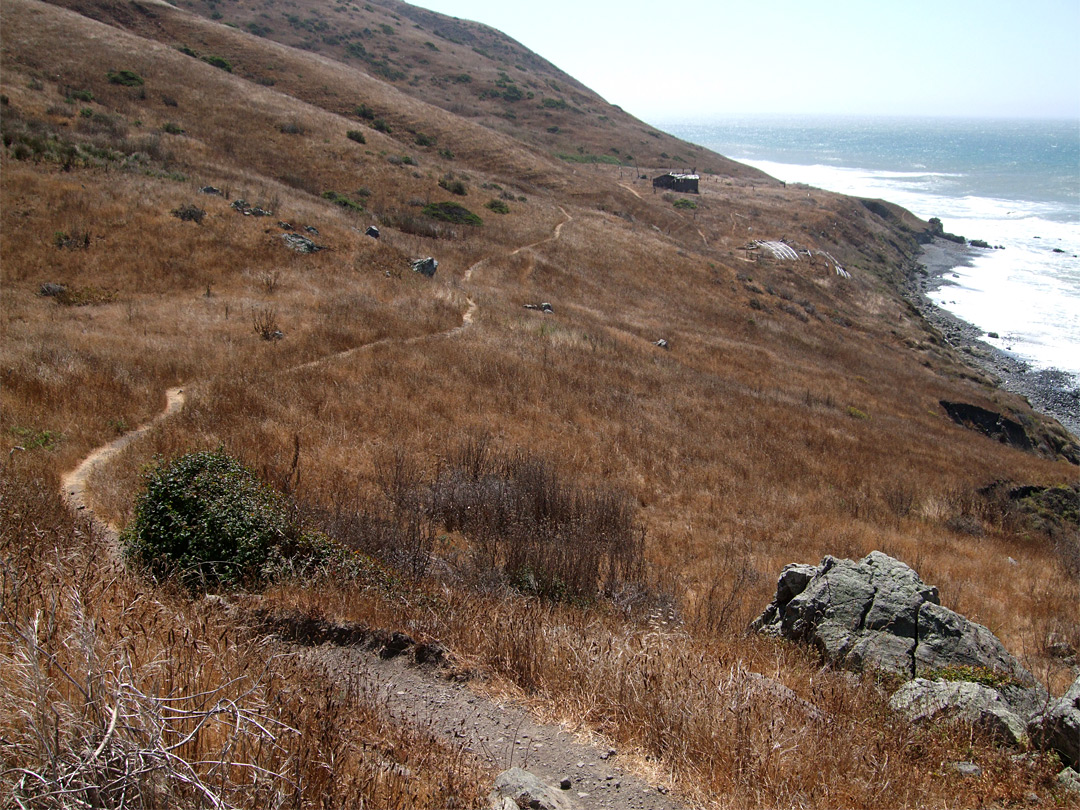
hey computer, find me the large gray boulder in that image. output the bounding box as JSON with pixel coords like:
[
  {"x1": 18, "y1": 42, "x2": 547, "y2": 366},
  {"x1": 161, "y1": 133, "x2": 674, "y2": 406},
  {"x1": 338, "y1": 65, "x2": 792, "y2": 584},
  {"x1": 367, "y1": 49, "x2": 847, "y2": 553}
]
[
  {"x1": 753, "y1": 551, "x2": 1064, "y2": 751},
  {"x1": 1029, "y1": 676, "x2": 1080, "y2": 769},
  {"x1": 752, "y1": 551, "x2": 1037, "y2": 687},
  {"x1": 889, "y1": 678, "x2": 1029, "y2": 747}
]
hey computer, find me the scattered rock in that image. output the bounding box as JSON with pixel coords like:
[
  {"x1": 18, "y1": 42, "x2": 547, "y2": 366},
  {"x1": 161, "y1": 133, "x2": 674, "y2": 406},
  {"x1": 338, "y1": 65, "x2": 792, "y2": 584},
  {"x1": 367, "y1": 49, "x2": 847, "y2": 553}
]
[
  {"x1": 305, "y1": 225, "x2": 319, "y2": 235},
  {"x1": 277, "y1": 221, "x2": 293, "y2": 230},
  {"x1": 365, "y1": 225, "x2": 380, "y2": 239},
  {"x1": 231, "y1": 198, "x2": 272, "y2": 217},
  {"x1": 489, "y1": 768, "x2": 575, "y2": 810},
  {"x1": 950, "y1": 761, "x2": 983, "y2": 777},
  {"x1": 199, "y1": 185, "x2": 222, "y2": 195},
  {"x1": 411, "y1": 257, "x2": 438, "y2": 277},
  {"x1": 524, "y1": 302, "x2": 554, "y2": 314},
  {"x1": 890, "y1": 679, "x2": 1029, "y2": 747},
  {"x1": 38, "y1": 282, "x2": 67, "y2": 298},
  {"x1": 654, "y1": 338, "x2": 670, "y2": 350},
  {"x1": 282, "y1": 233, "x2": 326, "y2": 253},
  {"x1": 1059, "y1": 767, "x2": 1080, "y2": 794},
  {"x1": 1029, "y1": 675, "x2": 1080, "y2": 769},
  {"x1": 559, "y1": 777, "x2": 572, "y2": 790}
]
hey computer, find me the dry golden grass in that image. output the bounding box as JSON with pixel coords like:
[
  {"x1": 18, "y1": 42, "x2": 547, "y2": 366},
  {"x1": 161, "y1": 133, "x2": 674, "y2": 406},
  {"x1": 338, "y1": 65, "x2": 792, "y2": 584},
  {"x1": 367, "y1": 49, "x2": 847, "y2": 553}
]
[
  {"x1": 0, "y1": 459, "x2": 491, "y2": 808},
  {"x1": 3, "y1": 0, "x2": 1079, "y2": 806}
]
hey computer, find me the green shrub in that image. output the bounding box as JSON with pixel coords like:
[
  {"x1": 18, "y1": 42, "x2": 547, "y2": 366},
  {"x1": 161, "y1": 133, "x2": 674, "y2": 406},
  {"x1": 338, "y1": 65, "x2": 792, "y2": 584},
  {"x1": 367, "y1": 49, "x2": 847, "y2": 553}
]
[
  {"x1": 67, "y1": 89, "x2": 94, "y2": 103},
  {"x1": 354, "y1": 103, "x2": 375, "y2": 119},
  {"x1": 371, "y1": 118, "x2": 391, "y2": 134},
  {"x1": 414, "y1": 132, "x2": 436, "y2": 147},
  {"x1": 161, "y1": 121, "x2": 184, "y2": 134},
  {"x1": 107, "y1": 69, "x2": 144, "y2": 87},
  {"x1": 847, "y1": 406, "x2": 870, "y2": 420},
  {"x1": 672, "y1": 198, "x2": 697, "y2": 210},
  {"x1": 438, "y1": 173, "x2": 467, "y2": 196},
  {"x1": 121, "y1": 449, "x2": 310, "y2": 589},
  {"x1": 541, "y1": 97, "x2": 567, "y2": 109},
  {"x1": 421, "y1": 201, "x2": 482, "y2": 226},
  {"x1": 485, "y1": 199, "x2": 510, "y2": 214},
  {"x1": 346, "y1": 129, "x2": 366, "y2": 144},
  {"x1": 202, "y1": 55, "x2": 233, "y2": 72},
  {"x1": 322, "y1": 190, "x2": 364, "y2": 212}
]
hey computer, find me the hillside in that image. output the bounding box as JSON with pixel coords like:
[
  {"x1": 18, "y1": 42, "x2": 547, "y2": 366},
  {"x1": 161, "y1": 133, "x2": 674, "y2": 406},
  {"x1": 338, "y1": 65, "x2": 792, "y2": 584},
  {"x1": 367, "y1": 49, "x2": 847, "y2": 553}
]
[{"x1": 2, "y1": 0, "x2": 1079, "y2": 807}]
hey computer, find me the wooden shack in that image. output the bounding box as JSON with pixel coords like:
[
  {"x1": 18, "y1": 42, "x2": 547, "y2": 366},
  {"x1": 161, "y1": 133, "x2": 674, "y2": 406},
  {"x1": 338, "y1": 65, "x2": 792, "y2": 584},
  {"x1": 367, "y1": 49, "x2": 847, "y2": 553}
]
[{"x1": 652, "y1": 172, "x2": 699, "y2": 194}]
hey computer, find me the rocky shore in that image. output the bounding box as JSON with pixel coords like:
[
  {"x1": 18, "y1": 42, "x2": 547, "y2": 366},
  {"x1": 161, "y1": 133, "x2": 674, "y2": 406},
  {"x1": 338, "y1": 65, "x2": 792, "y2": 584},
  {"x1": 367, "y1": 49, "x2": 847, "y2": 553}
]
[{"x1": 904, "y1": 238, "x2": 1080, "y2": 439}]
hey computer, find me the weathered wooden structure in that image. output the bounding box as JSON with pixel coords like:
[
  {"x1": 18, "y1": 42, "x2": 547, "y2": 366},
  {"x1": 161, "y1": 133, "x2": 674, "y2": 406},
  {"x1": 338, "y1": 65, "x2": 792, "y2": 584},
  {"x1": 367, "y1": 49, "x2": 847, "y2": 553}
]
[{"x1": 652, "y1": 172, "x2": 699, "y2": 194}]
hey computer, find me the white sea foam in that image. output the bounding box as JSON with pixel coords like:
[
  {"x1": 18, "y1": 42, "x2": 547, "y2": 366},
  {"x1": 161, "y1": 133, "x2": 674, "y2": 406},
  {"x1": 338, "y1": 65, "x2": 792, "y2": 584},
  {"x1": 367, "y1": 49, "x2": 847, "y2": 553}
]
[{"x1": 735, "y1": 157, "x2": 1080, "y2": 379}]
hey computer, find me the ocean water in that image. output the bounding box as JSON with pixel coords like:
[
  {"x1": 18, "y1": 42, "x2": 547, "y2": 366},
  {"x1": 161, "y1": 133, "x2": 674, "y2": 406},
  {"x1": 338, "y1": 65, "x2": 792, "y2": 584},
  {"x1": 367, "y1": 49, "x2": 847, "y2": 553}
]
[{"x1": 661, "y1": 117, "x2": 1080, "y2": 381}]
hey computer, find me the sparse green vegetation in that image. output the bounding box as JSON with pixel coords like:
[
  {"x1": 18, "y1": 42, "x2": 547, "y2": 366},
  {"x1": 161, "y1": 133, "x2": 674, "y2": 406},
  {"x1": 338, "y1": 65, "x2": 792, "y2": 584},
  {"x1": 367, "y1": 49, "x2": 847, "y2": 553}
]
[
  {"x1": 438, "y1": 172, "x2": 467, "y2": 195},
  {"x1": 346, "y1": 129, "x2": 366, "y2": 144},
  {"x1": 106, "y1": 69, "x2": 143, "y2": 86},
  {"x1": 485, "y1": 198, "x2": 509, "y2": 214},
  {"x1": 421, "y1": 200, "x2": 481, "y2": 225},
  {"x1": 672, "y1": 198, "x2": 697, "y2": 210},
  {"x1": 322, "y1": 190, "x2": 364, "y2": 212},
  {"x1": 201, "y1": 55, "x2": 233, "y2": 72}
]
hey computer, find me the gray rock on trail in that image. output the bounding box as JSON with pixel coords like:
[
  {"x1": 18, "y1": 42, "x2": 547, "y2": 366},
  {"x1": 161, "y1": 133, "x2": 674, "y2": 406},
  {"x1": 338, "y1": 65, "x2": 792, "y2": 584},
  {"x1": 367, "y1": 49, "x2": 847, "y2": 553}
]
[
  {"x1": 752, "y1": 551, "x2": 1035, "y2": 685},
  {"x1": 1029, "y1": 675, "x2": 1080, "y2": 769},
  {"x1": 490, "y1": 768, "x2": 576, "y2": 810},
  {"x1": 889, "y1": 678, "x2": 1029, "y2": 747}
]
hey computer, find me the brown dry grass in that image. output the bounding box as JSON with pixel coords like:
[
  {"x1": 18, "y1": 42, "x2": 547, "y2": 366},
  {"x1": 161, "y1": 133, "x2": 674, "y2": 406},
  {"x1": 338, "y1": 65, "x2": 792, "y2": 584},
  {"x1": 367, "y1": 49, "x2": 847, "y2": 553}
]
[
  {"x1": 3, "y1": 0, "x2": 1079, "y2": 806},
  {"x1": 0, "y1": 458, "x2": 491, "y2": 808}
]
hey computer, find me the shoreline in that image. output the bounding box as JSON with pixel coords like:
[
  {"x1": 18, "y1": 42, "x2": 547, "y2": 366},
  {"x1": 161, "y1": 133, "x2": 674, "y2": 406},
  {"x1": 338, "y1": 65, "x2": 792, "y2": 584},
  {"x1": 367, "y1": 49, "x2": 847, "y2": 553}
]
[{"x1": 904, "y1": 238, "x2": 1080, "y2": 440}]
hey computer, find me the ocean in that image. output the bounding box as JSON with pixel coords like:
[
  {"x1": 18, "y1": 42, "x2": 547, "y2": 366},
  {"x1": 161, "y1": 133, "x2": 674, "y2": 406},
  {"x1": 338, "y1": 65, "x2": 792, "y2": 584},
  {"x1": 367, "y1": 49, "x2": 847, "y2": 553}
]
[{"x1": 660, "y1": 117, "x2": 1080, "y2": 383}]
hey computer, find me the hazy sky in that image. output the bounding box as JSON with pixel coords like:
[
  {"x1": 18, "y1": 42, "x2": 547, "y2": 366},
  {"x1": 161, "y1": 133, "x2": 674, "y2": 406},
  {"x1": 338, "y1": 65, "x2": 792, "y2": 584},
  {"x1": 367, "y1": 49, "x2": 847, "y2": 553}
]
[{"x1": 408, "y1": 0, "x2": 1080, "y2": 123}]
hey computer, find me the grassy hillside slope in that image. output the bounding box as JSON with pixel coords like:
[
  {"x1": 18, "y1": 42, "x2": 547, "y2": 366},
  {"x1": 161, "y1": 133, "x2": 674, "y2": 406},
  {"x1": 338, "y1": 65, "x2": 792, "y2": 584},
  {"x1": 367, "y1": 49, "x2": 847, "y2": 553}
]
[{"x1": 2, "y1": 0, "x2": 1078, "y2": 806}]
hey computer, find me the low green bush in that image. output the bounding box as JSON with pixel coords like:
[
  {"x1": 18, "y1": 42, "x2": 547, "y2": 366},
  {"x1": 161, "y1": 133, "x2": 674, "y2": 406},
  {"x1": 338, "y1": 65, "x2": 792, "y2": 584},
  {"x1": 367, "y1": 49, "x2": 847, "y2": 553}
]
[
  {"x1": 122, "y1": 449, "x2": 324, "y2": 589},
  {"x1": 202, "y1": 55, "x2": 233, "y2": 72},
  {"x1": 485, "y1": 199, "x2": 510, "y2": 214},
  {"x1": 346, "y1": 129, "x2": 366, "y2": 144},
  {"x1": 322, "y1": 190, "x2": 365, "y2": 212},
  {"x1": 421, "y1": 201, "x2": 482, "y2": 226},
  {"x1": 107, "y1": 69, "x2": 144, "y2": 87}
]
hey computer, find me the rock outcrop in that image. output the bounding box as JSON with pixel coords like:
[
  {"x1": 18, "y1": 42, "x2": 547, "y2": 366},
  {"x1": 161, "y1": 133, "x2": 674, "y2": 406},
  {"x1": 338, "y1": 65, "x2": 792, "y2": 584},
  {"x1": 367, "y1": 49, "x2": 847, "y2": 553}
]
[
  {"x1": 752, "y1": 551, "x2": 1034, "y2": 683},
  {"x1": 889, "y1": 678, "x2": 1029, "y2": 747},
  {"x1": 753, "y1": 552, "x2": 1057, "y2": 751},
  {"x1": 1029, "y1": 676, "x2": 1080, "y2": 769}
]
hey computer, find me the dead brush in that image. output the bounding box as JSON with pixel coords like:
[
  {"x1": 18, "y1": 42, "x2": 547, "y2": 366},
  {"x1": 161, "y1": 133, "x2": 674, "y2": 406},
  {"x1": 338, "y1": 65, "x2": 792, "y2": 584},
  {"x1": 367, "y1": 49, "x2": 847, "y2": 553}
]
[{"x1": 251, "y1": 305, "x2": 281, "y2": 340}]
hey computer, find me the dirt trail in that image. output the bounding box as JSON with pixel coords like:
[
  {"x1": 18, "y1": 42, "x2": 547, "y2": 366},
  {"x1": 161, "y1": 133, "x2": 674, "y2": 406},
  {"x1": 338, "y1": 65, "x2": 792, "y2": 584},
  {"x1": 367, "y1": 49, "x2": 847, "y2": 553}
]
[
  {"x1": 60, "y1": 386, "x2": 186, "y2": 539},
  {"x1": 618, "y1": 182, "x2": 643, "y2": 200},
  {"x1": 50, "y1": 207, "x2": 691, "y2": 810},
  {"x1": 303, "y1": 645, "x2": 685, "y2": 810}
]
